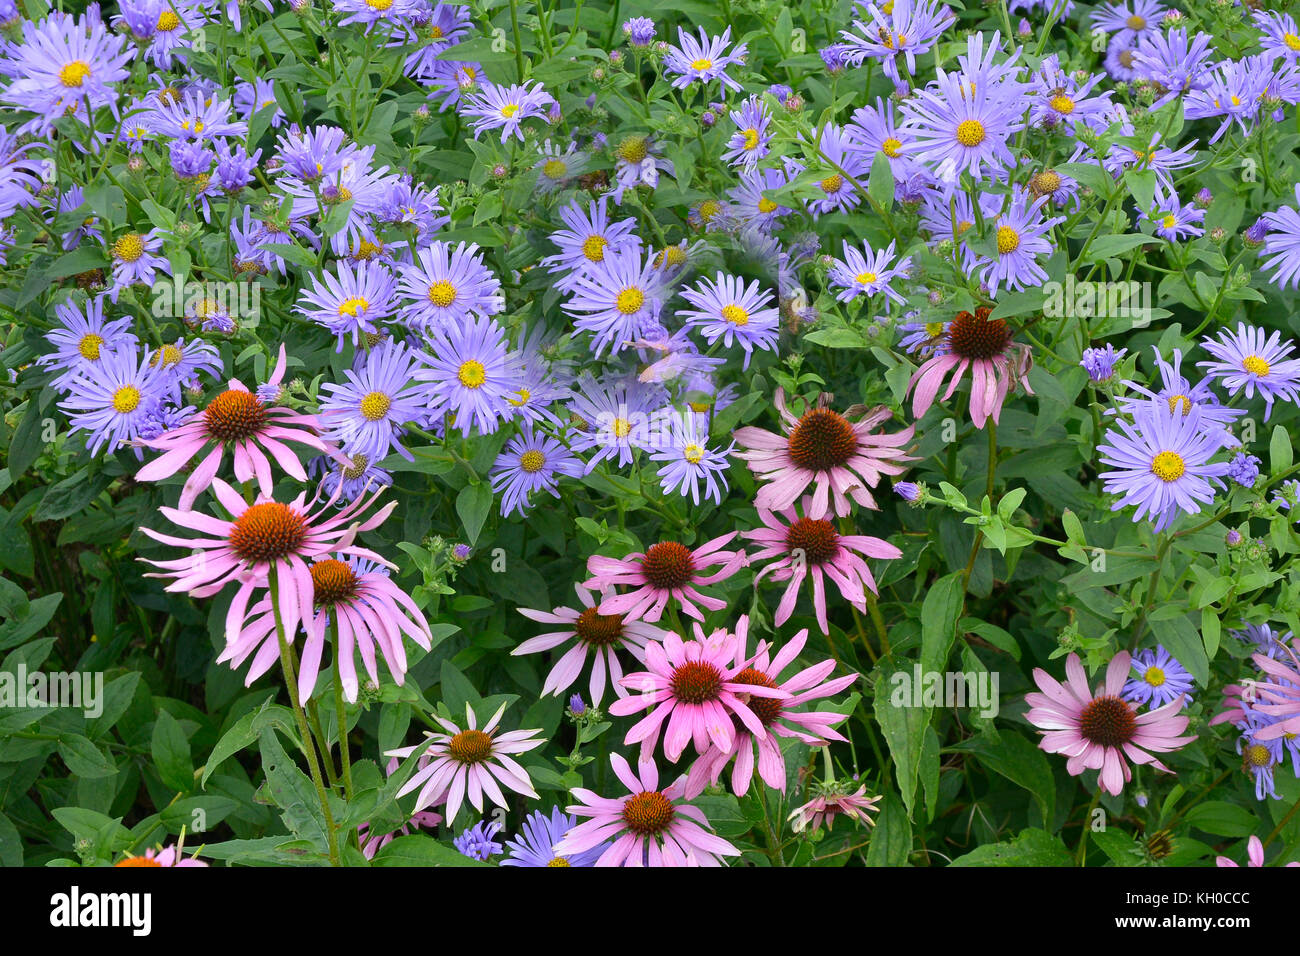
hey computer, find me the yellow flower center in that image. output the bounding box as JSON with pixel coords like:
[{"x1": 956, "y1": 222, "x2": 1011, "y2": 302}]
[
  {"x1": 500, "y1": 103, "x2": 520, "y2": 118},
  {"x1": 520, "y1": 449, "x2": 546, "y2": 473},
  {"x1": 956, "y1": 220, "x2": 973, "y2": 235},
  {"x1": 337, "y1": 296, "x2": 369, "y2": 317},
  {"x1": 819, "y1": 174, "x2": 844, "y2": 194},
  {"x1": 359, "y1": 391, "x2": 391, "y2": 421},
  {"x1": 882, "y1": 137, "x2": 902, "y2": 158},
  {"x1": 697, "y1": 199, "x2": 721, "y2": 222},
  {"x1": 1242, "y1": 355, "x2": 1270, "y2": 376},
  {"x1": 615, "y1": 287, "x2": 645, "y2": 315},
  {"x1": 547, "y1": 856, "x2": 571, "y2": 867},
  {"x1": 429, "y1": 24, "x2": 443, "y2": 38},
  {"x1": 1144, "y1": 666, "x2": 1166, "y2": 687},
  {"x1": 1151, "y1": 450, "x2": 1186, "y2": 482},
  {"x1": 691, "y1": 58, "x2": 714, "y2": 71},
  {"x1": 721, "y1": 304, "x2": 749, "y2": 325},
  {"x1": 509, "y1": 387, "x2": 532, "y2": 407},
  {"x1": 743, "y1": 128, "x2": 760, "y2": 150},
  {"x1": 153, "y1": 344, "x2": 183, "y2": 367},
  {"x1": 112, "y1": 385, "x2": 141, "y2": 413},
  {"x1": 157, "y1": 9, "x2": 180, "y2": 30},
  {"x1": 367, "y1": 0, "x2": 393, "y2": 8},
  {"x1": 612, "y1": 417, "x2": 632, "y2": 438},
  {"x1": 656, "y1": 245, "x2": 687, "y2": 268},
  {"x1": 582, "y1": 234, "x2": 608, "y2": 262},
  {"x1": 542, "y1": 159, "x2": 567, "y2": 179},
  {"x1": 458, "y1": 359, "x2": 486, "y2": 388},
  {"x1": 1287, "y1": 33, "x2": 1300, "y2": 51},
  {"x1": 1050, "y1": 94, "x2": 1075, "y2": 115},
  {"x1": 856, "y1": 271, "x2": 878, "y2": 285},
  {"x1": 925, "y1": 321, "x2": 945, "y2": 336},
  {"x1": 1126, "y1": 14, "x2": 1146, "y2": 30},
  {"x1": 1161, "y1": 214, "x2": 1176, "y2": 229},
  {"x1": 59, "y1": 60, "x2": 91, "y2": 87},
  {"x1": 78, "y1": 333, "x2": 104, "y2": 361},
  {"x1": 996, "y1": 226, "x2": 1020, "y2": 254},
  {"x1": 955, "y1": 119, "x2": 986, "y2": 147},
  {"x1": 757, "y1": 197, "x2": 778, "y2": 213},
  {"x1": 113, "y1": 233, "x2": 145, "y2": 262},
  {"x1": 1167, "y1": 394, "x2": 1191, "y2": 415},
  {"x1": 427, "y1": 279, "x2": 457, "y2": 307},
  {"x1": 616, "y1": 135, "x2": 648, "y2": 163},
  {"x1": 683, "y1": 443, "x2": 704, "y2": 464}
]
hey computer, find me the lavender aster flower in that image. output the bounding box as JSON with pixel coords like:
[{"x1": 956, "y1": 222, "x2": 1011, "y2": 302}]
[
  {"x1": 679, "y1": 272, "x2": 780, "y2": 369},
  {"x1": 1198, "y1": 323, "x2": 1300, "y2": 422},
  {"x1": 297, "y1": 260, "x2": 398, "y2": 352},
  {"x1": 1123, "y1": 646, "x2": 1194, "y2": 709},
  {"x1": 976, "y1": 188, "x2": 1065, "y2": 295},
  {"x1": 1081, "y1": 345, "x2": 1126, "y2": 383},
  {"x1": 649, "y1": 412, "x2": 734, "y2": 506},
  {"x1": 663, "y1": 26, "x2": 747, "y2": 93},
  {"x1": 454, "y1": 820, "x2": 503, "y2": 861},
  {"x1": 459, "y1": 80, "x2": 555, "y2": 143},
  {"x1": 1227, "y1": 452, "x2": 1262, "y2": 488},
  {"x1": 57, "y1": 345, "x2": 168, "y2": 456},
  {"x1": 489, "y1": 426, "x2": 584, "y2": 517},
  {"x1": 319, "y1": 339, "x2": 428, "y2": 462},
  {"x1": 397, "y1": 241, "x2": 504, "y2": 331},
  {"x1": 623, "y1": 17, "x2": 656, "y2": 47},
  {"x1": 562, "y1": 246, "x2": 666, "y2": 358},
  {"x1": 501, "y1": 808, "x2": 607, "y2": 867},
  {"x1": 828, "y1": 239, "x2": 912, "y2": 311},
  {"x1": 417, "y1": 316, "x2": 521, "y2": 437}
]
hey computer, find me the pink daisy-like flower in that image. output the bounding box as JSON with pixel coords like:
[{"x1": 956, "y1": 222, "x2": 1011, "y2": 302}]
[
  {"x1": 608, "y1": 627, "x2": 789, "y2": 762},
  {"x1": 1025, "y1": 651, "x2": 1196, "y2": 796},
  {"x1": 907, "y1": 306, "x2": 1035, "y2": 429},
  {"x1": 1215, "y1": 834, "x2": 1300, "y2": 868},
  {"x1": 1248, "y1": 647, "x2": 1300, "y2": 739},
  {"x1": 513, "y1": 582, "x2": 669, "y2": 704},
  {"x1": 387, "y1": 702, "x2": 543, "y2": 821},
  {"x1": 733, "y1": 390, "x2": 915, "y2": 520},
  {"x1": 139, "y1": 477, "x2": 396, "y2": 664},
  {"x1": 114, "y1": 843, "x2": 207, "y2": 867},
  {"x1": 136, "y1": 344, "x2": 346, "y2": 510},
  {"x1": 743, "y1": 496, "x2": 901, "y2": 634},
  {"x1": 584, "y1": 532, "x2": 747, "y2": 623},
  {"x1": 685, "y1": 617, "x2": 858, "y2": 797},
  {"x1": 552, "y1": 753, "x2": 740, "y2": 866},
  {"x1": 788, "y1": 784, "x2": 882, "y2": 832},
  {"x1": 216, "y1": 556, "x2": 433, "y2": 702}
]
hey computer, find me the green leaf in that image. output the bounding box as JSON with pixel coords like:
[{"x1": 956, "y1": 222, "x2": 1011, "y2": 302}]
[
  {"x1": 456, "y1": 483, "x2": 493, "y2": 546},
  {"x1": 920, "y1": 571, "x2": 964, "y2": 674},
  {"x1": 864, "y1": 792, "x2": 913, "y2": 866},
  {"x1": 867, "y1": 151, "x2": 895, "y2": 211},
  {"x1": 1271, "y1": 424, "x2": 1293, "y2": 475},
  {"x1": 1185, "y1": 801, "x2": 1260, "y2": 837},
  {"x1": 959, "y1": 729, "x2": 1055, "y2": 826},
  {"x1": 202, "y1": 698, "x2": 297, "y2": 787},
  {"x1": 152, "y1": 709, "x2": 194, "y2": 792},
  {"x1": 57, "y1": 734, "x2": 118, "y2": 778},
  {"x1": 949, "y1": 828, "x2": 1073, "y2": 866},
  {"x1": 873, "y1": 665, "x2": 931, "y2": 817},
  {"x1": 371, "y1": 834, "x2": 490, "y2": 866}
]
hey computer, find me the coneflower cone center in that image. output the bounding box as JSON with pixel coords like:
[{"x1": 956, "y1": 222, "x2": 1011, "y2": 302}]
[
  {"x1": 784, "y1": 517, "x2": 839, "y2": 565},
  {"x1": 114, "y1": 856, "x2": 163, "y2": 867},
  {"x1": 948, "y1": 307, "x2": 1011, "y2": 361},
  {"x1": 447, "y1": 729, "x2": 493, "y2": 763},
  {"x1": 229, "y1": 502, "x2": 309, "y2": 563},
  {"x1": 622, "y1": 790, "x2": 674, "y2": 835},
  {"x1": 205, "y1": 389, "x2": 270, "y2": 442},
  {"x1": 574, "y1": 607, "x2": 625, "y2": 646},
  {"x1": 732, "y1": 667, "x2": 782, "y2": 725},
  {"x1": 311, "y1": 559, "x2": 359, "y2": 606},
  {"x1": 787, "y1": 407, "x2": 858, "y2": 472},
  {"x1": 1078, "y1": 695, "x2": 1138, "y2": 748},
  {"x1": 640, "y1": 541, "x2": 695, "y2": 590},
  {"x1": 669, "y1": 660, "x2": 723, "y2": 704}
]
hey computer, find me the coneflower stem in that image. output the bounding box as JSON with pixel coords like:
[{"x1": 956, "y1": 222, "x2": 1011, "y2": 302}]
[{"x1": 269, "y1": 567, "x2": 341, "y2": 866}]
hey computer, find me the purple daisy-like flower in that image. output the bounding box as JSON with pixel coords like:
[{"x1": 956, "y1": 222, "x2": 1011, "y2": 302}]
[
  {"x1": 1090, "y1": 0, "x2": 1164, "y2": 46},
  {"x1": 107, "y1": 230, "x2": 170, "y2": 301},
  {"x1": 663, "y1": 26, "x2": 747, "y2": 93},
  {"x1": 296, "y1": 260, "x2": 398, "y2": 352},
  {"x1": 976, "y1": 188, "x2": 1064, "y2": 295},
  {"x1": 57, "y1": 344, "x2": 168, "y2": 457},
  {"x1": 727, "y1": 164, "x2": 794, "y2": 234},
  {"x1": 1097, "y1": 403, "x2": 1231, "y2": 532},
  {"x1": 459, "y1": 80, "x2": 555, "y2": 143},
  {"x1": 489, "y1": 426, "x2": 584, "y2": 517},
  {"x1": 1138, "y1": 189, "x2": 1205, "y2": 241},
  {"x1": 721, "y1": 95, "x2": 771, "y2": 168},
  {"x1": 417, "y1": 315, "x2": 521, "y2": 437},
  {"x1": 623, "y1": 16, "x2": 656, "y2": 47},
  {"x1": 1116, "y1": 347, "x2": 1243, "y2": 437},
  {"x1": 1254, "y1": 10, "x2": 1300, "y2": 64},
  {"x1": 1103, "y1": 38, "x2": 1141, "y2": 81},
  {"x1": 1132, "y1": 27, "x2": 1213, "y2": 108},
  {"x1": 1184, "y1": 59, "x2": 1269, "y2": 144},
  {"x1": 805, "y1": 123, "x2": 871, "y2": 215},
  {"x1": 1029, "y1": 55, "x2": 1113, "y2": 129},
  {"x1": 566, "y1": 373, "x2": 666, "y2": 471},
  {"x1": 1081, "y1": 345, "x2": 1126, "y2": 383},
  {"x1": 1198, "y1": 323, "x2": 1300, "y2": 421},
  {"x1": 148, "y1": 337, "x2": 220, "y2": 403},
  {"x1": 310, "y1": 452, "x2": 393, "y2": 506},
  {"x1": 648, "y1": 412, "x2": 734, "y2": 506},
  {"x1": 453, "y1": 820, "x2": 503, "y2": 861},
  {"x1": 828, "y1": 239, "x2": 912, "y2": 311},
  {"x1": 903, "y1": 67, "x2": 1024, "y2": 183},
  {"x1": 1227, "y1": 452, "x2": 1262, "y2": 488},
  {"x1": 319, "y1": 339, "x2": 428, "y2": 463},
  {"x1": 839, "y1": 0, "x2": 955, "y2": 82},
  {"x1": 562, "y1": 246, "x2": 667, "y2": 359},
  {"x1": 148, "y1": 89, "x2": 247, "y2": 142},
  {"x1": 610, "y1": 133, "x2": 674, "y2": 204},
  {"x1": 1259, "y1": 182, "x2": 1300, "y2": 289},
  {"x1": 233, "y1": 76, "x2": 284, "y2": 127},
  {"x1": 1123, "y1": 645, "x2": 1195, "y2": 709},
  {"x1": 679, "y1": 272, "x2": 780, "y2": 369},
  {"x1": 396, "y1": 240, "x2": 504, "y2": 331},
  {"x1": 501, "y1": 807, "x2": 608, "y2": 867},
  {"x1": 37, "y1": 296, "x2": 138, "y2": 389},
  {"x1": 541, "y1": 198, "x2": 641, "y2": 292}
]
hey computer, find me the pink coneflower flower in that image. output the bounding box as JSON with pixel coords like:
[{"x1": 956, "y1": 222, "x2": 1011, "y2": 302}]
[
  {"x1": 513, "y1": 582, "x2": 668, "y2": 704},
  {"x1": 908, "y1": 306, "x2": 1035, "y2": 429},
  {"x1": 788, "y1": 783, "x2": 882, "y2": 832},
  {"x1": 114, "y1": 844, "x2": 207, "y2": 867},
  {"x1": 387, "y1": 702, "x2": 544, "y2": 821},
  {"x1": 139, "y1": 477, "x2": 395, "y2": 661},
  {"x1": 552, "y1": 753, "x2": 740, "y2": 866},
  {"x1": 608, "y1": 627, "x2": 789, "y2": 762},
  {"x1": 216, "y1": 556, "x2": 433, "y2": 702},
  {"x1": 1248, "y1": 647, "x2": 1300, "y2": 739},
  {"x1": 584, "y1": 533, "x2": 747, "y2": 623},
  {"x1": 733, "y1": 390, "x2": 915, "y2": 519},
  {"x1": 743, "y1": 496, "x2": 901, "y2": 634},
  {"x1": 136, "y1": 345, "x2": 346, "y2": 509},
  {"x1": 1215, "y1": 834, "x2": 1300, "y2": 867},
  {"x1": 685, "y1": 617, "x2": 858, "y2": 796},
  {"x1": 1024, "y1": 651, "x2": 1195, "y2": 796}
]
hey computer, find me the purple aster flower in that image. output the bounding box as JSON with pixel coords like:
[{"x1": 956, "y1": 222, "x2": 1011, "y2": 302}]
[
  {"x1": 297, "y1": 260, "x2": 398, "y2": 352},
  {"x1": 722, "y1": 95, "x2": 772, "y2": 168},
  {"x1": 1103, "y1": 131, "x2": 1198, "y2": 195},
  {"x1": 769, "y1": 83, "x2": 794, "y2": 104},
  {"x1": 425, "y1": 61, "x2": 483, "y2": 110},
  {"x1": 386, "y1": 3, "x2": 473, "y2": 81},
  {"x1": 1198, "y1": 324, "x2": 1300, "y2": 421},
  {"x1": 1090, "y1": 0, "x2": 1164, "y2": 46},
  {"x1": 828, "y1": 239, "x2": 912, "y2": 311},
  {"x1": 663, "y1": 26, "x2": 747, "y2": 93},
  {"x1": 37, "y1": 296, "x2": 138, "y2": 389},
  {"x1": 1132, "y1": 27, "x2": 1213, "y2": 108},
  {"x1": 1081, "y1": 344, "x2": 1126, "y2": 383},
  {"x1": 417, "y1": 315, "x2": 521, "y2": 436},
  {"x1": 846, "y1": 96, "x2": 916, "y2": 176},
  {"x1": 50, "y1": 185, "x2": 103, "y2": 251},
  {"x1": 1260, "y1": 183, "x2": 1300, "y2": 288},
  {"x1": 976, "y1": 188, "x2": 1065, "y2": 295},
  {"x1": 679, "y1": 272, "x2": 780, "y2": 369},
  {"x1": 902, "y1": 67, "x2": 1024, "y2": 183},
  {"x1": 918, "y1": 189, "x2": 1000, "y2": 270},
  {"x1": 568, "y1": 694, "x2": 587, "y2": 716},
  {"x1": 1097, "y1": 403, "x2": 1231, "y2": 532},
  {"x1": 57, "y1": 344, "x2": 168, "y2": 457},
  {"x1": 1138, "y1": 189, "x2": 1205, "y2": 241},
  {"x1": 1030, "y1": 55, "x2": 1113, "y2": 129},
  {"x1": 648, "y1": 412, "x2": 733, "y2": 506},
  {"x1": 0, "y1": 124, "x2": 44, "y2": 220},
  {"x1": 396, "y1": 241, "x2": 504, "y2": 332},
  {"x1": 894, "y1": 481, "x2": 922, "y2": 502},
  {"x1": 489, "y1": 426, "x2": 584, "y2": 516},
  {"x1": 623, "y1": 16, "x2": 656, "y2": 47},
  {"x1": 1116, "y1": 349, "x2": 1244, "y2": 437},
  {"x1": 1123, "y1": 646, "x2": 1194, "y2": 709},
  {"x1": 107, "y1": 230, "x2": 170, "y2": 302},
  {"x1": 897, "y1": 318, "x2": 948, "y2": 356},
  {"x1": 1103, "y1": 39, "x2": 1141, "y2": 82},
  {"x1": 609, "y1": 134, "x2": 674, "y2": 204},
  {"x1": 566, "y1": 373, "x2": 665, "y2": 471},
  {"x1": 209, "y1": 141, "x2": 260, "y2": 195},
  {"x1": 148, "y1": 337, "x2": 220, "y2": 403},
  {"x1": 820, "y1": 44, "x2": 852, "y2": 75},
  {"x1": 727, "y1": 164, "x2": 794, "y2": 234},
  {"x1": 149, "y1": 90, "x2": 247, "y2": 142},
  {"x1": 1185, "y1": 60, "x2": 1269, "y2": 144},
  {"x1": 839, "y1": 0, "x2": 956, "y2": 83},
  {"x1": 319, "y1": 339, "x2": 428, "y2": 463},
  {"x1": 459, "y1": 80, "x2": 555, "y2": 143},
  {"x1": 533, "y1": 139, "x2": 589, "y2": 193},
  {"x1": 1255, "y1": 10, "x2": 1300, "y2": 64},
  {"x1": 310, "y1": 452, "x2": 394, "y2": 505},
  {"x1": 454, "y1": 820, "x2": 503, "y2": 861},
  {"x1": 1234, "y1": 623, "x2": 1296, "y2": 659},
  {"x1": 1227, "y1": 452, "x2": 1262, "y2": 488},
  {"x1": 541, "y1": 198, "x2": 641, "y2": 291},
  {"x1": 335, "y1": 0, "x2": 417, "y2": 30},
  {"x1": 805, "y1": 123, "x2": 870, "y2": 214},
  {"x1": 562, "y1": 246, "x2": 667, "y2": 359},
  {"x1": 501, "y1": 808, "x2": 607, "y2": 867},
  {"x1": 1238, "y1": 719, "x2": 1284, "y2": 801},
  {"x1": 233, "y1": 76, "x2": 285, "y2": 127},
  {"x1": 169, "y1": 140, "x2": 213, "y2": 180}
]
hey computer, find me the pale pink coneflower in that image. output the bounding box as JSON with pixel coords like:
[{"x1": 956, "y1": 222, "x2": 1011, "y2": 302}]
[
  {"x1": 788, "y1": 784, "x2": 882, "y2": 833},
  {"x1": 1246, "y1": 646, "x2": 1300, "y2": 739},
  {"x1": 136, "y1": 344, "x2": 348, "y2": 509},
  {"x1": 114, "y1": 844, "x2": 207, "y2": 867},
  {"x1": 139, "y1": 476, "x2": 396, "y2": 671},
  {"x1": 1215, "y1": 834, "x2": 1300, "y2": 867},
  {"x1": 553, "y1": 753, "x2": 740, "y2": 866},
  {"x1": 386, "y1": 702, "x2": 544, "y2": 822},
  {"x1": 608, "y1": 627, "x2": 789, "y2": 762},
  {"x1": 217, "y1": 555, "x2": 433, "y2": 702},
  {"x1": 733, "y1": 389, "x2": 915, "y2": 519},
  {"x1": 584, "y1": 532, "x2": 747, "y2": 623},
  {"x1": 1025, "y1": 651, "x2": 1195, "y2": 796},
  {"x1": 743, "y1": 495, "x2": 901, "y2": 634},
  {"x1": 512, "y1": 582, "x2": 669, "y2": 704},
  {"x1": 685, "y1": 617, "x2": 858, "y2": 797}
]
